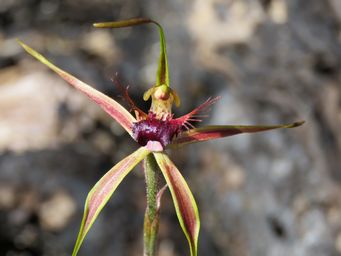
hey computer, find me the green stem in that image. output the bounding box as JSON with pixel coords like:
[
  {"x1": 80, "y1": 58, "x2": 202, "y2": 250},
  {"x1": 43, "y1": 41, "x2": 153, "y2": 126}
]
[{"x1": 143, "y1": 154, "x2": 160, "y2": 256}]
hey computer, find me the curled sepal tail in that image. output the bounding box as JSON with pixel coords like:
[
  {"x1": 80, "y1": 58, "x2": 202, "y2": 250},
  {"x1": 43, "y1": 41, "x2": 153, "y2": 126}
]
[
  {"x1": 171, "y1": 121, "x2": 305, "y2": 146},
  {"x1": 154, "y1": 152, "x2": 200, "y2": 256},
  {"x1": 17, "y1": 39, "x2": 136, "y2": 136},
  {"x1": 93, "y1": 18, "x2": 180, "y2": 116},
  {"x1": 72, "y1": 147, "x2": 150, "y2": 256},
  {"x1": 94, "y1": 18, "x2": 169, "y2": 87}
]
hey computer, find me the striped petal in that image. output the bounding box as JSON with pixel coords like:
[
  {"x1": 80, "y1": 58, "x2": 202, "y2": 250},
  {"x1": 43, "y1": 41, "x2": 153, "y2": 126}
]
[
  {"x1": 154, "y1": 152, "x2": 200, "y2": 256},
  {"x1": 172, "y1": 121, "x2": 305, "y2": 146},
  {"x1": 17, "y1": 40, "x2": 136, "y2": 136},
  {"x1": 72, "y1": 147, "x2": 150, "y2": 256}
]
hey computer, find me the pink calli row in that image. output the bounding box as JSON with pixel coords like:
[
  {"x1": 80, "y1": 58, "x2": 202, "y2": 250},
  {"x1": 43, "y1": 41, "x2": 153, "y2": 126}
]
[{"x1": 18, "y1": 17, "x2": 304, "y2": 256}]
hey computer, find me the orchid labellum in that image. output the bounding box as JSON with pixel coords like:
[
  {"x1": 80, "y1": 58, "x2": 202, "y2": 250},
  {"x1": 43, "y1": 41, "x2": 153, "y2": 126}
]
[{"x1": 18, "y1": 17, "x2": 304, "y2": 256}]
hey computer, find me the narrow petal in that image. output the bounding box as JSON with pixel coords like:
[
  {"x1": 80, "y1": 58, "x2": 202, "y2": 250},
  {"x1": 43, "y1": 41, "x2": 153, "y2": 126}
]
[
  {"x1": 171, "y1": 121, "x2": 305, "y2": 146},
  {"x1": 154, "y1": 153, "x2": 200, "y2": 256},
  {"x1": 72, "y1": 147, "x2": 150, "y2": 256},
  {"x1": 17, "y1": 40, "x2": 136, "y2": 136}
]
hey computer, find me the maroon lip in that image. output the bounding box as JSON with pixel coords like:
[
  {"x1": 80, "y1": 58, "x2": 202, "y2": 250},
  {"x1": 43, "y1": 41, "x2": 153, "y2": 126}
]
[{"x1": 132, "y1": 114, "x2": 181, "y2": 148}]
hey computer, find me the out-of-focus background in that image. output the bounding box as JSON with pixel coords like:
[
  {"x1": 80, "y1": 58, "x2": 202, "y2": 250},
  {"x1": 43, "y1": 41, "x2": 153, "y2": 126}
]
[{"x1": 1, "y1": 0, "x2": 341, "y2": 255}]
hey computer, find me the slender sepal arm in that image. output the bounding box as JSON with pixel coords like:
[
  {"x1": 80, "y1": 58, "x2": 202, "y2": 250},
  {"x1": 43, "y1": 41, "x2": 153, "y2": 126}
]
[
  {"x1": 154, "y1": 153, "x2": 200, "y2": 256},
  {"x1": 172, "y1": 121, "x2": 305, "y2": 146},
  {"x1": 17, "y1": 40, "x2": 136, "y2": 136},
  {"x1": 72, "y1": 147, "x2": 150, "y2": 256}
]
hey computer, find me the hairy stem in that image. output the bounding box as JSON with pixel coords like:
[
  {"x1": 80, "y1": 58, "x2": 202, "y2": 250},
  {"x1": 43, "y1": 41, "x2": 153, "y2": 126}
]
[{"x1": 143, "y1": 154, "x2": 160, "y2": 256}]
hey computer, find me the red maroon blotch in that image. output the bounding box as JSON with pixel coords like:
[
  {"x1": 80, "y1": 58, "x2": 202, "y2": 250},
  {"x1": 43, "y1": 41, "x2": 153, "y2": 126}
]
[
  {"x1": 132, "y1": 97, "x2": 220, "y2": 147},
  {"x1": 132, "y1": 114, "x2": 181, "y2": 148}
]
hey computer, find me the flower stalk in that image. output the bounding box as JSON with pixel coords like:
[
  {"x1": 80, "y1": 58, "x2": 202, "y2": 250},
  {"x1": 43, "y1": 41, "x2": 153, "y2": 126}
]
[{"x1": 143, "y1": 154, "x2": 160, "y2": 256}]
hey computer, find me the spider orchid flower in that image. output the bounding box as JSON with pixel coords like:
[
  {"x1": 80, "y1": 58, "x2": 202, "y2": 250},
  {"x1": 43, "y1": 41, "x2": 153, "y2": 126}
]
[{"x1": 18, "y1": 17, "x2": 304, "y2": 256}]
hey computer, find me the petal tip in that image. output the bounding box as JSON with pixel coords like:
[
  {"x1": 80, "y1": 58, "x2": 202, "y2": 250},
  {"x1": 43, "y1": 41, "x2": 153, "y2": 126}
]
[
  {"x1": 16, "y1": 39, "x2": 28, "y2": 50},
  {"x1": 289, "y1": 120, "x2": 305, "y2": 128}
]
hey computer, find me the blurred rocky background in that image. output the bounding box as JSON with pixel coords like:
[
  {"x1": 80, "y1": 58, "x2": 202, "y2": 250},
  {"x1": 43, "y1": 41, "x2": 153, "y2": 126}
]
[{"x1": 1, "y1": 0, "x2": 341, "y2": 255}]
